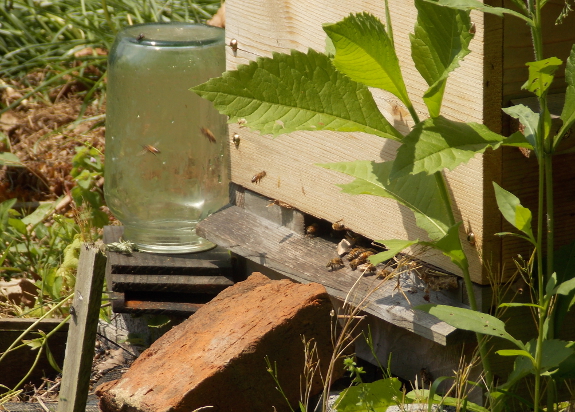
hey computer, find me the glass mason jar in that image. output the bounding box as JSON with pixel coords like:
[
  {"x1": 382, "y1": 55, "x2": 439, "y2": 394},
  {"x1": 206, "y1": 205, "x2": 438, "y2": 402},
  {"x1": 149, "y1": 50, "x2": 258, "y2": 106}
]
[{"x1": 105, "y1": 23, "x2": 229, "y2": 253}]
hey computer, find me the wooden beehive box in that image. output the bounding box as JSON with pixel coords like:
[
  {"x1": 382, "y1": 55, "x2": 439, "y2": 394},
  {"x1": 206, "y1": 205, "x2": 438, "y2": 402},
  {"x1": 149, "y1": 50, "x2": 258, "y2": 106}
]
[{"x1": 223, "y1": 0, "x2": 575, "y2": 286}]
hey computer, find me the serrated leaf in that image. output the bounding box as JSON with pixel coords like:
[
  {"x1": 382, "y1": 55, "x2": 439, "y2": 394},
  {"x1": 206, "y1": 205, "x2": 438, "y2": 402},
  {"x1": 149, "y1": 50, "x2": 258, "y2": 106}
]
[
  {"x1": 0, "y1": 152, "x2": 24, "y2": 167},
  {"x1": 411, "y1": 0, "x2": 473, "y2": 117},
  {"x1": 369, "y1": 239, "x2": 419, "y2": 265},
  {"x1": 502, "y1": 105, "x2": 540, "y2": 157},
  {"x1": 492, "y1": 182, "x2": 534, "y2": 241},
  {"x1": 415, "y1": 304, "x2": 524, "y2": 348},
  {"x1": 192, "y1": 49, "x2": 402, "y2": 141},
  {"x1": 323, "y1": 13, "x2": 411, "y2": 108},
  {"x1": 558, "y1": 45, "x2": 575, "y2": 141},
  {"x1": 521, "y1": 57, "x2": 563, "y2": 98},
  {"x1": 428, "y1": 0, "x2": 533, "y2": 23},
  {"x1": 318, "y1": 160, "x2": 451, "y2": 240},
  {"x1": 334, "y1": 378, "x2": 403, "y2": 411},
  {"x1": 391, "y1": 116, "x2": 505, "y2": 178}
]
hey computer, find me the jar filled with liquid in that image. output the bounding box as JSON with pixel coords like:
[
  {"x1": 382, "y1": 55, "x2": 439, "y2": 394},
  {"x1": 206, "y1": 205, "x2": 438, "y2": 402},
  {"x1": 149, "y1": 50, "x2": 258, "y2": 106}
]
[{"x1": 105, "y1": 23, "x2": 229, "y2": 253}]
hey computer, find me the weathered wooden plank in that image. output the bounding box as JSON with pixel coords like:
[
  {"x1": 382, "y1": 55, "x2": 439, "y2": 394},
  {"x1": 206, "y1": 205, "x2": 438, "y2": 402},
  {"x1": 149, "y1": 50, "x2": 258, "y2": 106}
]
[
  {"x1": 57, "y1": 246, "x2": 106, "y2": 412},
  {"x1": 196, "y1": 205, "x2": 473, "y2": 346},
  {"x1": 111, "y1": 292, "x2": 205, "y2": 315},
  {"x1": 111, "y1": 273, "x2": 234, "y2": 293}
]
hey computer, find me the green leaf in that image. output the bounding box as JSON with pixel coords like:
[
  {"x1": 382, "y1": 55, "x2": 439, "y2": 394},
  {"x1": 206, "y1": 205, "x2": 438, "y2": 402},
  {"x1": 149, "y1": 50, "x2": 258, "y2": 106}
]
[
  {"x1": 498, "y1": 302, "x2": 544, "y2": 310},
  {"x1": 502, "y1": 105, "x2": 540, "y2": 156},
  {"x1": 323, "y1": 13, "x2": 411, "y2": 108},
  {"x1": 555, "y1": 277, "x2": 575, "y2": 296},
  {"x1": 501, "y1": 131, "x2": 535, "y2": 150},
  {"x1": 21, "y1": 202, "x2": 54, "y2": 227},
  {"x1": 391, "y1": 116, "x2": 505, "y2": 178},
  {"x1": 521, "y1": 57, "x2": 563, "y2": 98},
  {"x1": 552, "y1": 350, "x2": 575, "y2": 379},
  {"x1": 406, "y1": 390, "x2": 489, "y2": 412},
  {"x1": 495, "y1": 349, "x2": 535, "y2": 364},
  {"x1": 497, "y1": 354, "x2": 533, "y2": 390},
  {"x1": 8, "y1": 218, "x2": 27, "y2": 235},
  {"x1": 415, "y1": 304, "x2": 524, "y2": 348},
  {"x1": 0, "y1": 152, "x2": 25, "y2": 167},
  {"x1": 553, "y1": 241, "x2": 575, "y2": 332},
  {"x1": 428, "y1": 0, "x2": 533, "y2": 24},
  {"x1": 558, "y1": 45, "x2": 575, "y2": 142},
  {"x1": 492, "y1": 182, "x2": 534, "y2": 241},
  {"x1": 45, "y1": 341, "x2": 62, "y2": 373},
  {"x1": 318, "y1": 160, "x2": 451, "y2": 240},
  {"x1": 369, "y1": 239, "x2": 419, "y2": 265},
  {"x1": 334, "y1": 377, "x2": 403, "y2": 411},
  {"x1": 421, "y1": 222, "x2": 468, "y2": 271},
  {"x1": 539, "y1": 339, "x2": 574, "y2": 372},
  {"x1": 192, "y1": 49, "x2": 402, "y2": 141},
  {"x1": 411, "y1": 0, "x2": 473, "y2": 117}
]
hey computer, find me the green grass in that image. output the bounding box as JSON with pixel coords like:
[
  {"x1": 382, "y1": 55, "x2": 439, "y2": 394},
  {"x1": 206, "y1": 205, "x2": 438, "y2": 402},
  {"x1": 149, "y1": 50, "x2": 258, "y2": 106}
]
[{"x1": 0, "y1": 0, "x2": 222, "y2": 114}]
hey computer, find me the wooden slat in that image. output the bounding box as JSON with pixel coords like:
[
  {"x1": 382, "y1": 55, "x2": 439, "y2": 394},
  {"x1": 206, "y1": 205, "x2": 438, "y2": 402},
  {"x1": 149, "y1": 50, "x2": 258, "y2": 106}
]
[
  {"x1": 111, "y1": 273, "x2": 234, "y2": 293},
  {"x1": 197, "y1": 205, "x2": 473, "y2": 346},
  {"x1": 57, "y1": 246, "x2": 106, "y2": 412}
]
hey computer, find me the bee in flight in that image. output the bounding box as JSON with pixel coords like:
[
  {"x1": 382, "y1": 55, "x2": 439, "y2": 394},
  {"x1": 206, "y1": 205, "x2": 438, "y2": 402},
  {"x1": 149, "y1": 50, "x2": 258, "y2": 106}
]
[
  {"x1": 136, "y1": 33, "x2": 145, "y2": 41},
  {"x1": 326, "y1": 258, "x2": 344, "y2": 271},
  {"x1": 138, "y1": 143, "x2": 160, "y2": 156},
  {"x1": 251, "y1": 171, "x2": 266, "y2": 184},
  {"x1": 200, "y1": 127, "x2": 216, "y2": 143}
]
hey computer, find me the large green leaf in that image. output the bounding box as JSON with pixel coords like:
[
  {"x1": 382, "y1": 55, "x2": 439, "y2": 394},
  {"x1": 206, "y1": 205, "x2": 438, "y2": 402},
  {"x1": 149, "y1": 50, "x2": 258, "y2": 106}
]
[
  {"x1": 502, "y1": 105, "x2": 540, "y2": 157},
  {"x1": 192, "y1": 49, "x2": 402, "y2": 141},
  {"x1": 492, "y1": 182, "x2": 534, "y2": 242},
  {"x1": 323, "y1": 13, "x2": 411, "y2": 108},
  {"x1": 334, "y1": 378, "x2": 403, "y2": 411},
  {"x1": 421, "y1": 222, "x2": 468, "y2": 271},
  {"x1": 558, "y1": 45, "x2": 575, "y2": 142},
  {"x1": 415, "y1": 304, "x2": 524, "y2": 348},
  {"x1": 521, "y1": 57, "x2": 563, "y2": 98},
  {"x1": 411, "y1": 0, "x2": 473, "y2": 117},
  {"x1": 318, "y1": 160, "x2": 451, "y2": 240},
  {"x1": 369, "y1": 239, "x2": 420, "y2": 265},
  {"x1": 406, "y1": 390, "x2": 488, "y2": 412},
  {"x1": 390, "y1": 116, "x2": 505, "y2": 178},
  {"x1": 427, "y1": 0, "x2": 533, "y2": 24}
]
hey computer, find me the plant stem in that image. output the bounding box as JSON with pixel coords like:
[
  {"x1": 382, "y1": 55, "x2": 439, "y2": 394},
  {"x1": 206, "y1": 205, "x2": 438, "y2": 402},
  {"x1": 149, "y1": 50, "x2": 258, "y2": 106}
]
[{"x1": 433, "y1": 171, "x2": 493, "y2": 386}]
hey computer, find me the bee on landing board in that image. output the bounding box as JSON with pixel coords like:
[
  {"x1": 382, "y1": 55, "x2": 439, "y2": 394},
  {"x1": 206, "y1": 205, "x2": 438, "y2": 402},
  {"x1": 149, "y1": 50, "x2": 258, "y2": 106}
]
[
  {"x1": 305, "y1": 223, "x2": 320, "y2": 237},
  {"x1": 200, "y1": 127, "x2": 216, "y2": 143},
  {"x1": 347, "y1": 247, "x2": 365, "y2": 261},
  {"x1": 326, "y1": 258, "x2": 344, "y2": 271},
  {"x1": 332, "y1": 219, "x2": 346, "y2": 231},
  {"x1": 251, "y1": 171, "x2": 266, "y2": 184}
]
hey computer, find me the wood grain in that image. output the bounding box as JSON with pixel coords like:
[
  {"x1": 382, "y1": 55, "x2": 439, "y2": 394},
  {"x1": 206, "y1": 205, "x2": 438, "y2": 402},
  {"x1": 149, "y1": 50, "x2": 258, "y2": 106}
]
[
  {"x1": 196, "y1": 205, "x2": 474, "y2": 346},
  {"x1": 58, "y1": 246, "x2": 106, "y2": 412}
]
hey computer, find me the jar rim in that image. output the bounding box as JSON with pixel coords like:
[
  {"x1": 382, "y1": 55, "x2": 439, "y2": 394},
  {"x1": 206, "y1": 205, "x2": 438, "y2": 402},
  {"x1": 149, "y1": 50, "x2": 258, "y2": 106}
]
[{"x1": 120, "y1": 22, "x2": 224, "y2": 48}]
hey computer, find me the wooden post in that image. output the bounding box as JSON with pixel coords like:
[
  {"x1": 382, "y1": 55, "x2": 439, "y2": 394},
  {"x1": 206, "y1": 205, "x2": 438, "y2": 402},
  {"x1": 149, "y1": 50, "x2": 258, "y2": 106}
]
[{"x1": 57, "y1": 245, "x2": 106, "y2": 412}]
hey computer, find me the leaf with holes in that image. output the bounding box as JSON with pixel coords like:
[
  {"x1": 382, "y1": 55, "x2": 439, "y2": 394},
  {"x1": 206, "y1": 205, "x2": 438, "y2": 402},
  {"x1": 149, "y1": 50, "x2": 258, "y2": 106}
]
[{"x1": 415, "y1": 304, "x2": 525, "y2": 349}]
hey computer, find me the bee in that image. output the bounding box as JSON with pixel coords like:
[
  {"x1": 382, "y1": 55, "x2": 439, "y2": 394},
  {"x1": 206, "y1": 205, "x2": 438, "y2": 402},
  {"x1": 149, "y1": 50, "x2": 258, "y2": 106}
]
[
  {"x1": 376, "y1": 268, "x2": 391, "y2": 278},
  {"x1": 360, "y1": 263, "x2": 377, "y2": 273},
  {"x1": 232, "y1": 133, "x2": 240, "y2": 148},
  {"x1": 141, "y1": 144, "x2": 160, "y2": 156},
  {"x1": 326, "y1": 258, "x2": 344, "y2": 271},
  {"x1": 357, "y1": 250, "x2": 376, "y2": 262},
  {"x1": 349, "y1": 258, "x2": 361, "y2": 270},
  {"x1": 421, "y1": 368, "x2": 434, "y2": 386},
  {"x1": 237, "y1": 118, "x2": 247, "y2": 127},
  {"x1": 332, "y1": 219, "x2": 346, "y2": 231},
  {"x1": 136, "y1": 33, "x2": 145, "y2": 41},
  {"x1": 251, "y1": 171, "x2": 266, "y2": 184},
  {"x1": 229, "y1": 38, "x2": 238, "y2": 53},
  {"x1": 469, "y1": 22, "x2": 476, "y2": 35},
  {"x1": 347, "y1": 247, "x2": 365, "y2": 261},
  {"x1": 200, "y1": 127, "x2": 216, "y2": 143},
  {"x1": 305, "y1": 223, "x2": 320, "y2": 236},
  {"x1": 267, "y1": 199, "x2": 294, "y2": 209}
]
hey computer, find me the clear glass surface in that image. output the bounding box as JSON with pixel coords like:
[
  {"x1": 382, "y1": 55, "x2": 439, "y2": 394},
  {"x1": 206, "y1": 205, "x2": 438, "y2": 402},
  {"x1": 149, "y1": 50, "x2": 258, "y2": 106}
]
[{"x1": 105, "y1": 23, "x2": 229, "y2": 253}]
